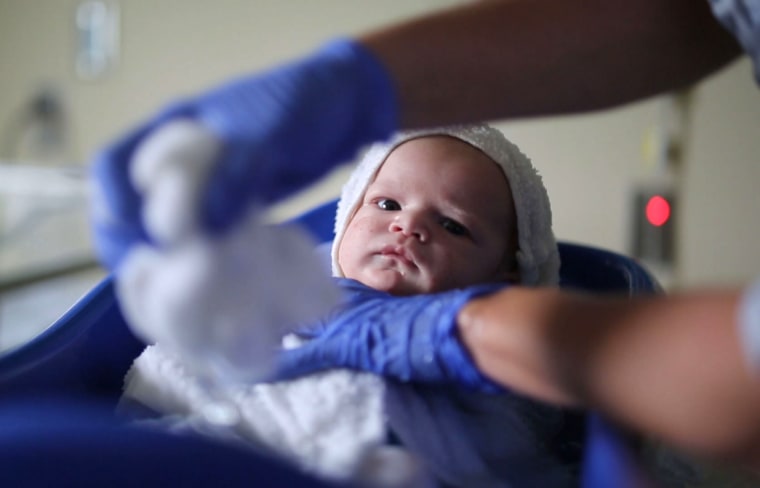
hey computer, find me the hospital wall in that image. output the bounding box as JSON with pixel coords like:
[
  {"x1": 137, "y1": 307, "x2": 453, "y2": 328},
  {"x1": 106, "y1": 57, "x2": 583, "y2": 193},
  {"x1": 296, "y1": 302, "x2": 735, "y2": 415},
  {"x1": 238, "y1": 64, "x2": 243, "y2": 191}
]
[{"x1": 0, "y1": 0, "x2": 758, "y2": 290}]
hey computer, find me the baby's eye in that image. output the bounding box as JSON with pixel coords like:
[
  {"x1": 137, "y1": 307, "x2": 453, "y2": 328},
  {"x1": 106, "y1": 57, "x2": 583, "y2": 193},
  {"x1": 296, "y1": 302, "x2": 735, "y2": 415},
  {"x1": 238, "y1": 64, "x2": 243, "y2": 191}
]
[
  {"x1": 376, "y1": 199, "x2": 401, "y2": 211},
  {"x1": 440, "y1": 218, "x2": 470, "y2": 237}
]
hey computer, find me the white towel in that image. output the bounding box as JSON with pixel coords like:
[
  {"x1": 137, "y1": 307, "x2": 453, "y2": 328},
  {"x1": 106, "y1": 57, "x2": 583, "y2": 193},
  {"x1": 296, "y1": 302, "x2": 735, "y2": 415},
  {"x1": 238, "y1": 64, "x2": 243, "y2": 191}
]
[{"x1": 121, "y1": 343, "x2": 394, "y2": 481}]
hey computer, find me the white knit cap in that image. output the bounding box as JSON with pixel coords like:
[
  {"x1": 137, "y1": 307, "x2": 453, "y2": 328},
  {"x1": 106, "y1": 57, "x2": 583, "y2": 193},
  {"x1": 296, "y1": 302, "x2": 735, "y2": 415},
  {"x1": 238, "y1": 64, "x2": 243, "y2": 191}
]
[{"x1": 331, "y1": 124, "x2": 559, "y2": 286}]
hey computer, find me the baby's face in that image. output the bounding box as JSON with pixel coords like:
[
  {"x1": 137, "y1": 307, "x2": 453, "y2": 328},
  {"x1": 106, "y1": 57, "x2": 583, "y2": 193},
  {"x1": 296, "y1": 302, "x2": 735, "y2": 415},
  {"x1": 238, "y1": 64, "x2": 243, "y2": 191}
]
[{"x1": 338, "y1": 136, "x2": 518, "y2": 296}]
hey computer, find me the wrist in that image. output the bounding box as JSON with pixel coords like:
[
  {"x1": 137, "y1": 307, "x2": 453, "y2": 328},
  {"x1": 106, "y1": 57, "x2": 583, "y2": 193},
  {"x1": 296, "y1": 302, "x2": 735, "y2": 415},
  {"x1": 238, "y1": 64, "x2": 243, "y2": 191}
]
[
  {"x1": 458, "y1": 287, "x2": 586, "y2": 405},
  {"x1": 439, "y1": 285, "x2": 507, "y2": 392},
  {"x1": 324, "y1": 39, "x2": 399, "y2": 143}
]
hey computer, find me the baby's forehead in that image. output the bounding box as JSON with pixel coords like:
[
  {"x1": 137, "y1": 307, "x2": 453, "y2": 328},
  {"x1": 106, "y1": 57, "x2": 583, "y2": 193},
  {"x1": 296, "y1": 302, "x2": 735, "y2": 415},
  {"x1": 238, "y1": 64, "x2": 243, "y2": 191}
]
[{"x1": 370, "y1": 140, "x2": 514, "y2": 213}]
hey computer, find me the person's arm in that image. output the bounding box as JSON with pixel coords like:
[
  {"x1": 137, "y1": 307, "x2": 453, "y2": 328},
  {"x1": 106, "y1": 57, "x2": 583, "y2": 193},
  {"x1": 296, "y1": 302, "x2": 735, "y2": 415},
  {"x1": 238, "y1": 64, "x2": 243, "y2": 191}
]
[
  {"x1": 457, "y1": 287, "x2": 760, "y2": 465},
  {"x1": 360, "y1": 0, "x2": 743, "y2": 128}
]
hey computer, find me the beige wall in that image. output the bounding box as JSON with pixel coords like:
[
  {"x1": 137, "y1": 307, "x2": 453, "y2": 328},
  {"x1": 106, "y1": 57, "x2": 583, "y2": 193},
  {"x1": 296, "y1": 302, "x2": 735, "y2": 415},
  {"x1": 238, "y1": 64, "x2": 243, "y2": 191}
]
[
  {"x1": 682, "y1": 60, "x2": 760, "y2": 286},
  {"x1": 494, "y1": 59, "x2": 760, "y2": 289},
  {"x1": 0, "y1": 0, "x2": 464, "y2": 159},
  {"x1": 1, "y1": 0, "x2": 759, "y2": 289}
]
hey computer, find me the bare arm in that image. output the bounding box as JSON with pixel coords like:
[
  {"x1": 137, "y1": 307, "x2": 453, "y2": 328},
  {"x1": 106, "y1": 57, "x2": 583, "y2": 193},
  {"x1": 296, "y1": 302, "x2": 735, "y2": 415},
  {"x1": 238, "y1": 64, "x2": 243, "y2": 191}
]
[
  {"x1": 457, "y1": 287, "x2": 760, "y2": 465},
  {"x1": 359, "y1": 0, "x2": 743, "y2": 127}
]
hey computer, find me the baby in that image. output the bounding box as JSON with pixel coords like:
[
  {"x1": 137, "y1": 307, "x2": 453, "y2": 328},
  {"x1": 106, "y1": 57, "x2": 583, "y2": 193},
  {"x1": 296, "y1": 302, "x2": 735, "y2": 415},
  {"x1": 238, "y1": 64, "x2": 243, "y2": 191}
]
[
  {"x1": 121, "y1": 124, "x2": 582, "y2": 487},
  {"x1": 332, "y1": 124, "x2": 557, "y2": 291}
]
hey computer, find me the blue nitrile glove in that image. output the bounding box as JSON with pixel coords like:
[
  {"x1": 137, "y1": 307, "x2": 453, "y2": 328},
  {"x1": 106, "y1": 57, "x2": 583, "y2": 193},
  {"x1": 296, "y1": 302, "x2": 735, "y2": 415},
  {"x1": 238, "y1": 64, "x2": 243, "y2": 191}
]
[
  {"x1": 277, "y1": 278, "x2": 507, "y2": 393},
  {"x1": 91, "y1": 39, "x2": 397, "y2": 269}
]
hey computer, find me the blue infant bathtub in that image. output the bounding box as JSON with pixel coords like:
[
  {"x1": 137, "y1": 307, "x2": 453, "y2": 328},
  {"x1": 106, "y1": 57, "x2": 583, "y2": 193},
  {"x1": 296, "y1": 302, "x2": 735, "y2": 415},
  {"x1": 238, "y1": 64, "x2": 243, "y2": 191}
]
[{"x1": 0, "y1": 199, "x2": 660, "y2": 487}]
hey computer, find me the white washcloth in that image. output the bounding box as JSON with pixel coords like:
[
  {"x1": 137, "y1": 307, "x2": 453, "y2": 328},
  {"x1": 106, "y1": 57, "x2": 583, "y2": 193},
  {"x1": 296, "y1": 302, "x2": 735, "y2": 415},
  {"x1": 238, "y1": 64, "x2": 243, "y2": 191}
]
[
  {"x1": 117, "y1": 120, "x2": 340, "y2": 383},
  {"x1": 332, "y1": 124, "x2": 559, "y2": 286}
]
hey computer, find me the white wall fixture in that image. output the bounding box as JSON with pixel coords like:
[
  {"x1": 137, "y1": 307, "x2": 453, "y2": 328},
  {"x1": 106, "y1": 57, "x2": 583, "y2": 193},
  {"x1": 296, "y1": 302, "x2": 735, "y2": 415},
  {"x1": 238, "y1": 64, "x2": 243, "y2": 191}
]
[{"x1": 75, "y1": 0, "x2": 120, "y2": 80}]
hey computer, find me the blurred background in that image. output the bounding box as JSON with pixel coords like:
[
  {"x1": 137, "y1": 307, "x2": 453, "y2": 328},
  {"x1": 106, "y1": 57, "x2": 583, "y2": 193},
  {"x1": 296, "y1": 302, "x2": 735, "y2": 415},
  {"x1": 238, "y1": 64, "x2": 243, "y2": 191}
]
[{"x1": 0, "y1": 0, "x2": 758, "y2": 352}]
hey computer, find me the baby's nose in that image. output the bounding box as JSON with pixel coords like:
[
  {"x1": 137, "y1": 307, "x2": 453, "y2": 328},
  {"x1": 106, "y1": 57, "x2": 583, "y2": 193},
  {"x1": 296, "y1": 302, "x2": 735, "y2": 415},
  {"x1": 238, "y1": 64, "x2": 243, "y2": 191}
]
[{"x1": 389, "y1": 212, "x2": 429, "y2": 242}]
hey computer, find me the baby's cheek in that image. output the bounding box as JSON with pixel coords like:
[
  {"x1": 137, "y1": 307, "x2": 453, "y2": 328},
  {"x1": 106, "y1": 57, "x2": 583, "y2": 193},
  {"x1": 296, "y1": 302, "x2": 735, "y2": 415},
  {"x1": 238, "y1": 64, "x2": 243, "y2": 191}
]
[
  {"x1": 443, "y1": 253, "x2": 499, "y2": 288},
  {"x1": 426, "y1": 258, "x2": 465, "y2": 291},
  {"x1": 335, "y1": 235, "x2": 356, "y2": 278},
  {"x1": 336, "y1": 246, "x2": 358, "y2": 279}
]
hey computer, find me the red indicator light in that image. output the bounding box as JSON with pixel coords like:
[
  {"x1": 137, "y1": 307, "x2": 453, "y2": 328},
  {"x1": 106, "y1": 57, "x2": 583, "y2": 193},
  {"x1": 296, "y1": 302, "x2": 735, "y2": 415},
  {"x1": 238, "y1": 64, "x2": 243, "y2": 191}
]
[{"x1": 646, "y1": 195, "x2": 670, "y2": 227}]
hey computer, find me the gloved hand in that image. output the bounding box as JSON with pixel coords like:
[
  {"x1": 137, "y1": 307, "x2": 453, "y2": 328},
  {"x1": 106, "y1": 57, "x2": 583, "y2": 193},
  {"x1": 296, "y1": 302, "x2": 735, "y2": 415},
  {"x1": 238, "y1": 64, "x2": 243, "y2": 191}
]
[
  {"x1": 114, "y1": 120, "x2": 341, "y2": 385},
  {"x1": 91, "y1": 39, "x2": 397, "y2": 269},
  {"x1": 277, "y1": 279, "x2": 508, "y2": 393}
]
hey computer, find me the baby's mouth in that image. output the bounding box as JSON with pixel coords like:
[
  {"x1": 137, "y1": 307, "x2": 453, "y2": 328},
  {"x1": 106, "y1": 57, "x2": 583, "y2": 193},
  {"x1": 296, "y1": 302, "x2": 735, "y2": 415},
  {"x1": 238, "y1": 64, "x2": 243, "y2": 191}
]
[{"x1": 379, "y1": 245, "x2": 416, "y2": 268}]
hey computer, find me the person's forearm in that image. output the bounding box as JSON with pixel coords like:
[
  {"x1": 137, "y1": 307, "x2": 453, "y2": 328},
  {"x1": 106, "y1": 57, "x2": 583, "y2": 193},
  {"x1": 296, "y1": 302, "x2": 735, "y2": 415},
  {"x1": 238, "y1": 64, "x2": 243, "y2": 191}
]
[
  {"x1": 359, "y1": 0, "x2": 742, "y2": 128},
  {"x1": 458, "y1": 287, "x2": 760, "y2": 465}
]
